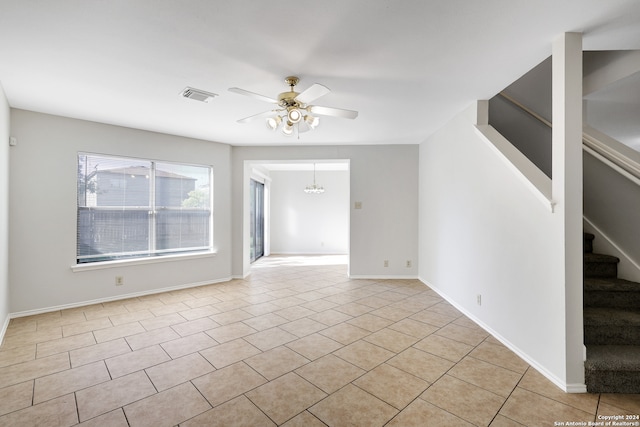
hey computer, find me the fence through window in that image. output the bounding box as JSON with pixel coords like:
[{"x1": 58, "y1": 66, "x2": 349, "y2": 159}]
[{"x1": 77, "y1": 153, "x2": 212, "y2": 264}]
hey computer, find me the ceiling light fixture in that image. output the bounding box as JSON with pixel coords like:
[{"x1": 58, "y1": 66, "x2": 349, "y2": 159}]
[
  {"x1": 282, "y1": 121, "x2": 294, "y2": 136},
  {"x1": 266, "y1": 115, "x2": 282, "y2": 131},
  {"x1": 269, "y1": 108, "x2": 314, "y2": 136},
  {"x1": 287, "y1": 108, "x2": 302, "y2": 123},
  {"x1": 304, "y1": 163, "x2": 325, "y2": 194},
  {"x1": 304, "y1": 114, "x2": 319, "y2": 129}
]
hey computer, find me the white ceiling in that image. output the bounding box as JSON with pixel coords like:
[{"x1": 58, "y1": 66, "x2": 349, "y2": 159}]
[{"x1": 1, "y1": 1, "x2": 640, "y2": 147}]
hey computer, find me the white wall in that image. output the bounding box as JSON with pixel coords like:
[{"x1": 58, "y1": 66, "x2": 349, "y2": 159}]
[
  {"x1": 489, "y1": 96, "x2": 552, "y2": 177},
  {"x1": 7, "y1": 110, "x2": 419, "y2": 314},
  {"x1": 419, "y1": 35, "x2": 584, "y2": 392},
  {"x1": 418, "y1": 103, "x2": 573, "y2": 390},
  {"x1": 584, "y1": 150, "x2": 640, "y2": 281},
  {"x1": 489, "y1": 57, "x2": 552, "y2": 177},
  {"x1": 270, "y1": 170, "x2": 349, "y2": 254},
  {"x1": 9, "y1": 109, "x2": 233, "y2": 314},
  {"x1": 231, "y1": 145, "x2": 419, "y2": 278},
  {"x1": 0, "y1": 83, "x2": 9, "y2": 336}
]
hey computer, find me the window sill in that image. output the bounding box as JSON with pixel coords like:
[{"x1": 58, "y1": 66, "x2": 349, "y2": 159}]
[{"x1": 71, "y1": 251, "x2": 217, "y2": 272}]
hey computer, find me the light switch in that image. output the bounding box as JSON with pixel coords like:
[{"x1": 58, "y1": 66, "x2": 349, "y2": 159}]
[{"x1": 354, "y1": 201, "x2": 362, "y2": 209}]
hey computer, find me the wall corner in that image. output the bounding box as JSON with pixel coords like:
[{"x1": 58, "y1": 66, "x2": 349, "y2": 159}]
[{"x1": 474, "y1": 100, "x2": 489, "y2": 126}]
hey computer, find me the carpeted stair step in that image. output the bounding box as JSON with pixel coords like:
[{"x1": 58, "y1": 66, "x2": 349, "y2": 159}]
[
  {"x1": 584, "y1": 253, "x2": 619, "y2": 278},
  {"x1": 584, "y1": 277, "x2": 640, "y2": 309},
  {"x1": 584, "y1": 232, "x2": 594, "y2": 254},
  {"x1": 585, "y1": 345, "x2": 640, "y2": 393},
  {"x1": 584, "y1": 307, "x2": 640, "y2": 345},
  {"x1": 582, "y1": 231, "x2": 640, "y2": 393}
]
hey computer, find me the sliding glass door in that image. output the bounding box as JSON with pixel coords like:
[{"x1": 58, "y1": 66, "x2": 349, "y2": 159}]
[{"x1": 250, "y1": 179, "x2": 264, "y2": 262}]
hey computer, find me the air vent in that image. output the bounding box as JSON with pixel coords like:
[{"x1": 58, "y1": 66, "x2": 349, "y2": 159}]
[{"x1": 181, "y1": 87, "x2": 218, "y2": 103}]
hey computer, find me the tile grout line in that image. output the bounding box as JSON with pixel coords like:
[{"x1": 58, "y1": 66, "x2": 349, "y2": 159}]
[
  {"x1": 486, "y1": 364, "x2": 530, "y2": 426},
  {"x1": 73, "y1": 390, "x2": 80, "y2": 425},
  {"x1": 404, "y1": 330, "x2": 508, "y2": 426}
]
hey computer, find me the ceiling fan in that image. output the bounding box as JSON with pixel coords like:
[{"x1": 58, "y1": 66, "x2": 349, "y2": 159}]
[{"x1": 229, "y1": 76, "x2": 358, "y2": 136}]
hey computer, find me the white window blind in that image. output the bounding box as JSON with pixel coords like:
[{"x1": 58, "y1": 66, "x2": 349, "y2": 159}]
[{"x1": 77, "y1": 153, "x2": 212, "y2": 264}]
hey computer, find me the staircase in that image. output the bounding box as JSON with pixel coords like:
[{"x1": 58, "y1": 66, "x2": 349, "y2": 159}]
[{"x1": 583, "y1": 232, "x2": 640, "y2": 393}]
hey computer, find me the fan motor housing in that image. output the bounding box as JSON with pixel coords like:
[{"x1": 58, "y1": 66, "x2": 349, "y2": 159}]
[{"x1": 278, "y1": 91, "x2": 300, "y2": 107}]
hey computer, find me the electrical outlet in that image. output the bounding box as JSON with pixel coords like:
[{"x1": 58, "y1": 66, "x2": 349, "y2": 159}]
[
  {"x1": 406, "y1": 260, "x2": 412, "y2": 268},
  {"x1": 383, "y1": 260, "x2": 389, "y2": 267},
  {"x1": 477, "y1": 294, "x2": 482, "y2": 306},
  {"x1": 115, "y1": 276, "x2": 124, "y2": 286}
]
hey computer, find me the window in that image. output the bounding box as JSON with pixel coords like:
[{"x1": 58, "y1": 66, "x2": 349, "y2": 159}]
[{"x1": 77, "y1": 153, "x2": 212, "y2": 264}]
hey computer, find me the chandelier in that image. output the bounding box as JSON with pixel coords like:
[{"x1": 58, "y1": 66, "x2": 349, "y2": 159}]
[{"x1": 304, "y1": 163, "x2": 325, "y2": 194}]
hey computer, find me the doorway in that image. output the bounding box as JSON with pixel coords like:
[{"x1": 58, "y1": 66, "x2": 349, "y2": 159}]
[
  {"x1": 250, "y1": 179, "x2": 265, "y2": 263},
  {"x1": 242, "y1": 159, "x2": 350, "y2": 276}
]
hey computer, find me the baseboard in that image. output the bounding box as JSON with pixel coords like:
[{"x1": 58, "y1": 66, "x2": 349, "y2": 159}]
[
  {"x1": 268, "y1": 252, "x2": 348, "y2": 256},
  {"x1": 9, "y1": 277, "x2": 233, "y2": 319},
  {"x1": 0, "y1": 313, "x2": 9, "y2": 346},
  {"x1": 565, "y1": 383, "x2": 588, "y2": 393},
  {"x1": 419, "y1": 275, "x2": 586, "y2": 394},
  {"x1": 348, "y1": 275, "x2": 419, "y2": 280}
]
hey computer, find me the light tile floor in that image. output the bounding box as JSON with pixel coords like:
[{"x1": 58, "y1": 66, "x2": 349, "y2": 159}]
[{"x1": 0, "y1": 255, "x2": 638, "y2": 426}]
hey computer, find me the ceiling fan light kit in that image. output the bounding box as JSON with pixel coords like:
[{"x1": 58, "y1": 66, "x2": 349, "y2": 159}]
[
  {"x1": 305, "y1": 114, "x2": 319, "y2": 128},
  {"x1": 287, "y1": 108, "x2": 302, "y2": 123},
  {"x1": 282, "y1": 122, "x2": 294, "y2": 135},
  {"x1": 266, "y1": 115, "x2": 282, "y2": 130},
  {"x1": 229, "y1": 76, "x2": 358, "y2": 137}
]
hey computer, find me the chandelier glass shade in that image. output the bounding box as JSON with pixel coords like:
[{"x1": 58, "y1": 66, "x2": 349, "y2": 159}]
[{"x1": 304, "y1": 163, "x2": 325, "y2": 194}]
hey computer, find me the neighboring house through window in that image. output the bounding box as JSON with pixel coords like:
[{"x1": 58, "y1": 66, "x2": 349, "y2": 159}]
[{"x1": 77, "y1": 153, "x2": 213, "y2": 264}]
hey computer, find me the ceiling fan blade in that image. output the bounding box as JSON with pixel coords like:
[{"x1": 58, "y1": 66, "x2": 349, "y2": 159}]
[
  {"x1": 295, "y1": 83, "x2": 331, "y2": 105},
  {"x1": 309, "y1": 105, "x2": 358, "y2": 119},
  {"x1": 228, "y1": 87, "x2": 278, "y2": 104},
  {"x1": 237, "y1": 110, "x2": 276, "y2": 123}
]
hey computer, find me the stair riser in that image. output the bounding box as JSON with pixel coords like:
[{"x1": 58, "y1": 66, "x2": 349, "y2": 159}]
[
  {"x1": 584, "y1": 240, "x2": 593, "y2": 254},
  {"x1": 584, "y1": 326, "x2": 640, "y2": 346},
  {"x1": 582, "y1": 232, "x2": 640, "y2": 393},
  {"x1": 584, "y1": 292, "x2": 640, "y2": 309},
  {"x1": 584, "y1": 263, "x2": 618, "y2": 278},
  {"x1": 585, "y1": 370, "x2": 640, "y2": 394}
]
